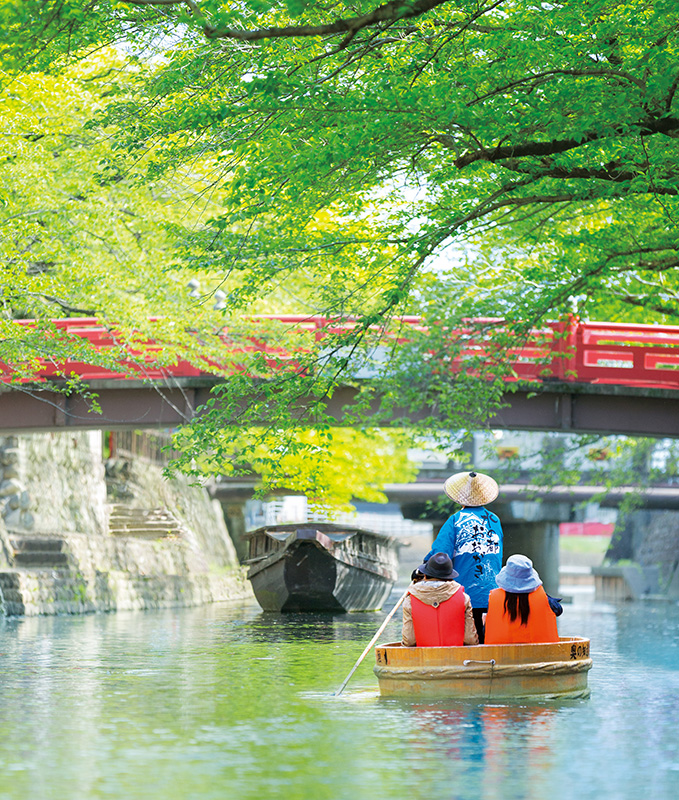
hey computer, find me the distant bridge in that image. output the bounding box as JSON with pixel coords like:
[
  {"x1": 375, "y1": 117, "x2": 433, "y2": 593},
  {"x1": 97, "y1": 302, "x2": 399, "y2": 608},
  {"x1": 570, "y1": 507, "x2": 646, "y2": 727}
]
[
  {"x1": 211, "y1": 475, "x2": 679, "y2": 510},
  {"x1": 3, "y1": 316, "x2": 679, "y2": 435},
  {"x1": 382, "y1": 481, "x2": 679, "y2": 510}
]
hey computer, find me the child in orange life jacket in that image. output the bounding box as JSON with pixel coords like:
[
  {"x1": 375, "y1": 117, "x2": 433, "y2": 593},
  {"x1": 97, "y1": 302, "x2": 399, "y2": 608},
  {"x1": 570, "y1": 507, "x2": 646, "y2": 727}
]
[
  {"x1": 484, "y1": 554, "x2": 560, "y2": 645},
  {"x1": 401, "y1": 553, "x2": 479, "y2": 647}
]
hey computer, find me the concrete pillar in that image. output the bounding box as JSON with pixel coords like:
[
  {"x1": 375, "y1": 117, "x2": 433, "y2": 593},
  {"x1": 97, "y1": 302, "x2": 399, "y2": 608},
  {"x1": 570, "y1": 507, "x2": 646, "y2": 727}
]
[
  {"x1": 221, "y1": 501, "x2": 249, "y2": 563},
  {"x1": 502, "y1": 520, "x2": 560, "y2": 596},
  {"x1": 400, "y1": 501, "x2": 450, "y2": 541}
]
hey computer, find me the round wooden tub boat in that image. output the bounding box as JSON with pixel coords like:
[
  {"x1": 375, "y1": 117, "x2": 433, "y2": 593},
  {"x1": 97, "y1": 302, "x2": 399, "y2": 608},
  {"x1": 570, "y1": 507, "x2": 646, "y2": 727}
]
[{"x1": 374, "y1": 636, "x2": 592, "y2": 699}]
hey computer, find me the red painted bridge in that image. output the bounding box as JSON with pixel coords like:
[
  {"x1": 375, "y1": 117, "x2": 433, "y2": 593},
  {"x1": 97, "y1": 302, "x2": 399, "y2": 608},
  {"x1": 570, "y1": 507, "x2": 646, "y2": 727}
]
[{"x1": 2, "y1": 316, "x2": 679, "y2": 436}]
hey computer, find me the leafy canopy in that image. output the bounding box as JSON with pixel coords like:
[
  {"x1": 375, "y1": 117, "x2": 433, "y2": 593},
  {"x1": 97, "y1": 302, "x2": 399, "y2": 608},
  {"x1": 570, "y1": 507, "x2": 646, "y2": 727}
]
[
  {"x1": 2, "y1": 1, "x2": 679, "y2": 493},
  {"x1": 0, "y1": 47, "x2": 242, "y2": 376}
]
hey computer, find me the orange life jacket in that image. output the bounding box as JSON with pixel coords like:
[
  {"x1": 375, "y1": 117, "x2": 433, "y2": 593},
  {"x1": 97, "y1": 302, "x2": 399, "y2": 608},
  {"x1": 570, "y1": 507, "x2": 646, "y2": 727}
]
[
  {"x1": 484, "y1": 586, "x2": 559, "y2": 644},
  {"x1": 410, "y1": 588, "x2": 466, "y2": 646}
]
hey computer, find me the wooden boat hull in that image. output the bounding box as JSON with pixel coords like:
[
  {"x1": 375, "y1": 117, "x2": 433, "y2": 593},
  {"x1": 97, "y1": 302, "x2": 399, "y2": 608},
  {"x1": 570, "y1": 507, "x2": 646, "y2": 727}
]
[
  {"x1": 245, "y1": 524, "x2": 398, "y2": 612},
  {"x1": 374, "y1": 637, "x2": 592, "y2": 699}
]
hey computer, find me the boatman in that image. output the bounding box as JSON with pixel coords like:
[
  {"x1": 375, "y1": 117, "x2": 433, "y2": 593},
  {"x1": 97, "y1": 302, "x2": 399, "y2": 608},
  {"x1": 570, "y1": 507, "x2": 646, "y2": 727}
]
[
  {"x1": 401, "y1": 552, "x2": 478, "y2": 647},
  {"x1": 422, "y1": 471, "x2": 503, "y2": 643}
]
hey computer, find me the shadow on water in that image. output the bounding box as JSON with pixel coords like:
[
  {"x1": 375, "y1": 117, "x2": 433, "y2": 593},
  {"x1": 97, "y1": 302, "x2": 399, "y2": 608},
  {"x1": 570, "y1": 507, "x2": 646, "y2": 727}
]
[{"x1": 243, "y1": 610, "x2": 389, "y2": 644}]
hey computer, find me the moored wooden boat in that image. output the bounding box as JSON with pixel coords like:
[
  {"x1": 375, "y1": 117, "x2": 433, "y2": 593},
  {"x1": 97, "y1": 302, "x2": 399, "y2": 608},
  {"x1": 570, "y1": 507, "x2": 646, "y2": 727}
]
[
  {"x1": 374, "y1": 636, "x2": 592, "y2": 699},
  {"x1": 244, "y1": 523, "x2": 399, "y2": 612}
]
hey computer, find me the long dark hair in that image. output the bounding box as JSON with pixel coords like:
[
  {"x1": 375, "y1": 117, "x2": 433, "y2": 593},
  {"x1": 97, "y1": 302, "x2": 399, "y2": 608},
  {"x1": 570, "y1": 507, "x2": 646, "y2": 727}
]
[{"x1": 504, "y1": 591, "x2": 531, "y2": 626}]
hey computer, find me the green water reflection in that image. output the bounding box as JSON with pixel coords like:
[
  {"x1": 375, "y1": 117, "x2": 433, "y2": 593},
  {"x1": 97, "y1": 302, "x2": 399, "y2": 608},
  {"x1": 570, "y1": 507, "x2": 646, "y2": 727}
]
[{"x1": 1, "y1": 596, "x2": 678, "y2": 800}]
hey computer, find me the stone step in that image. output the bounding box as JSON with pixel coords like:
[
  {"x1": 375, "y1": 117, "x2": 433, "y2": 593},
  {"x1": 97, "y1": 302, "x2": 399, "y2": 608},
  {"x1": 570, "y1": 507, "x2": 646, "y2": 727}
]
[
  {"x1": 12, "y1": 551, "x2": 70, "y2": 568},
  {"x1": 110, "y1": 519, "x2": 179, "y2": 529},
  {"x1": 110, "y1": 529, "x2": 180, "y2": 539},
  {"x1": 0, "y1": 600, "x2": 25, "y2": 616},
  {"x1": 9, "y1": 537, "x2": 65, "y2": 553},
  {"x1": 107, "y1": 505, "x2": 184, "y2": 539},
  {"x1": 0, "y1": 572, "x2": 20, "y2": 590},
  {"x1": 109, "y1": 512, "x2": 176, "y2": 521},
  {"x1": 559, "y1": 565, "x2": 595, "y2": 586},
  {"x1": 0, "y1": 587, "x2": 24, "y2": 603},
  {"x1": 0, "y1": 569, "x2": 89, "y2": 616},
  {"x1": 6, "y1": 535, "x2": 70, "y2": 569},
  {"x1": 109, "y1": 505, "x2": 174, "y2": 517}
]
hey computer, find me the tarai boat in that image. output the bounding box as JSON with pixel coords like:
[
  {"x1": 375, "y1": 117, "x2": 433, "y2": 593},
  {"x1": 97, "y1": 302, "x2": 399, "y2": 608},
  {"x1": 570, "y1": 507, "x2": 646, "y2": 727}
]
[
  {"x1": 374, "y1": 637, "x2": 592, "y2": 699},
  {"x1": 244, "y1": 523, "x2": 399, "y2": 612}
]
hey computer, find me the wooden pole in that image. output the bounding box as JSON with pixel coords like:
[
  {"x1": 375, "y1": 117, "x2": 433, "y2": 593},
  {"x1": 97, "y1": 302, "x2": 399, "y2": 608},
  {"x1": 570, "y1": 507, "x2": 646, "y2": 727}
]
[{"x1": 334, "y1": 588, "x2": 409, "y2": 696}]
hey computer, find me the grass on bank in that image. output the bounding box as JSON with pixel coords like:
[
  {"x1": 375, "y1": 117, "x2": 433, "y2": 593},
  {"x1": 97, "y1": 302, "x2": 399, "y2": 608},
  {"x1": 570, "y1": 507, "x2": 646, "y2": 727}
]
[{"x1": 559, "y1": 535, "x2": 611, "y2": 555}]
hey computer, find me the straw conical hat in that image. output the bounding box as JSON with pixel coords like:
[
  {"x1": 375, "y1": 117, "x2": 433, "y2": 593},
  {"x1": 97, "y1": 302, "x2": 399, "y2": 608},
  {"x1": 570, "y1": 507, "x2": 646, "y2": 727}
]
[{"x1": 443, "y1": 471, "x2": 499, "y2": 506}]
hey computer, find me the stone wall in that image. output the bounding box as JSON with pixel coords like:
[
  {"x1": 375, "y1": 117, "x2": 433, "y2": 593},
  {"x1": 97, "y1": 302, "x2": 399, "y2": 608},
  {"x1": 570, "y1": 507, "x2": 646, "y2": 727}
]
[
  {"x1": 117, "y1": 458, "x2": 239, "y2": 571},
  {"x1": 597, "y1": 508, "x2": 679, "y2": 600},
  {"x1": 0, "y1": 530, "x2": 252, "y2": 616},
  {"x1": 630, "y1": 510, "x2": 679, "y2": 584},
  {"x1": 0, "y1": 436, "x2": 37, "y2": 532},
  {"x1": 2, "y1": 432, "x2": 108, "y2": 535},
  {"x1": 0, "y1": 432, "x2": 254, "y2": 616}
]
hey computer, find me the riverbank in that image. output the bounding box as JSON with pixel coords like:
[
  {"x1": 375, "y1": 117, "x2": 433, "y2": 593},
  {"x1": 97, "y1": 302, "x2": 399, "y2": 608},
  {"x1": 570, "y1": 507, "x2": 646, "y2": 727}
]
[{"x1": 0, "y1": 432, "x2": 253, "y2": 616}]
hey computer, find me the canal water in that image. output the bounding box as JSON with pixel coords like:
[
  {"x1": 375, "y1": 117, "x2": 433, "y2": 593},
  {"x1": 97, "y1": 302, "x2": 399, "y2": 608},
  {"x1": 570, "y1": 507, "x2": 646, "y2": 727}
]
[{"x1": 1, "y1": 593, "x2": 678, "y2": 800}]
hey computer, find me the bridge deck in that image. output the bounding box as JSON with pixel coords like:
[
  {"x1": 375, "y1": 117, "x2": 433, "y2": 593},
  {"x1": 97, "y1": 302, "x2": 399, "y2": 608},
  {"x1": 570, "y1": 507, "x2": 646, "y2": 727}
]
[{"x1": 1, "y1": 379, "x2": 678, "y2": 437}]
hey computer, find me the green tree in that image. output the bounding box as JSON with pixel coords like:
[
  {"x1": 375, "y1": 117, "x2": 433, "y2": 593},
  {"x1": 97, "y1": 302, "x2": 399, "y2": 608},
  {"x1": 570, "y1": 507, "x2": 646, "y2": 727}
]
[
  {"x1": 8, "y1": 1, "x2": 676, "y2": 322},
  {"x1": 3, "y1": 1, "x2": 679, "y2": 488},
  {"x1": 183, "y1": 425, "x2": 418, "y2": 509},
  {"x1": 0, "y1": 46, "x2": 419, "y2": 504},
  {"x1": 0, "y1": 48, "x2": 245, "y2": 379}
]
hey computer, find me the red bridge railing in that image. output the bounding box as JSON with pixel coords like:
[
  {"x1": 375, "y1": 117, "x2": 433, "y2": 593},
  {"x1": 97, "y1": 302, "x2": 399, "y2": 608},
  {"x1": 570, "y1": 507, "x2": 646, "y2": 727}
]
[{"x1": 3, "y1": 316, "x2": 679, "y2": 391}]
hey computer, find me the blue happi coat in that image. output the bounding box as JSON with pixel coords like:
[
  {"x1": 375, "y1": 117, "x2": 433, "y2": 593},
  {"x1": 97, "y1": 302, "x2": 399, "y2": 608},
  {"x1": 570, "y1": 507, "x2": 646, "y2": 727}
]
[{"x1": 424, "y1": 506, "x2": 503, "y2": 608}]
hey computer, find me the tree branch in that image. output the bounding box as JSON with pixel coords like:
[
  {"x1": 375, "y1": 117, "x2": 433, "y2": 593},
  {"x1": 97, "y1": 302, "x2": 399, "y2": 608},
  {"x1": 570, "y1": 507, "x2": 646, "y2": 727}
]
[
  {"x1": 615, "y1": 293, "x2": 679, "y2": 318},
  {"x1": 120, "y1": 0, "x2": 459, "y2": 40},
  {"x1": 468, "y1": 67, "x2": 646, "y2": 107},
  {"x1": 454, "y1": 115, "x2": 679, "y2": 169},
  {"x1": 20, "y1": 292, "x2": 96, "y2": 316},
  {"x1": 496, "y1": 159, "x2": 679, "y2": 194},
  {"x1": 206, "y1": 0, "x2": 454, "y2": 41},
  {"x1": 430, "y1": 185, "x2": 577, "y2": 240},
  {"x1": 629, "y1": 255, "x2": 679, "y2": 271},
  {"x1": 498, "y1": 158, "x2": 641, "y2": 183}
]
